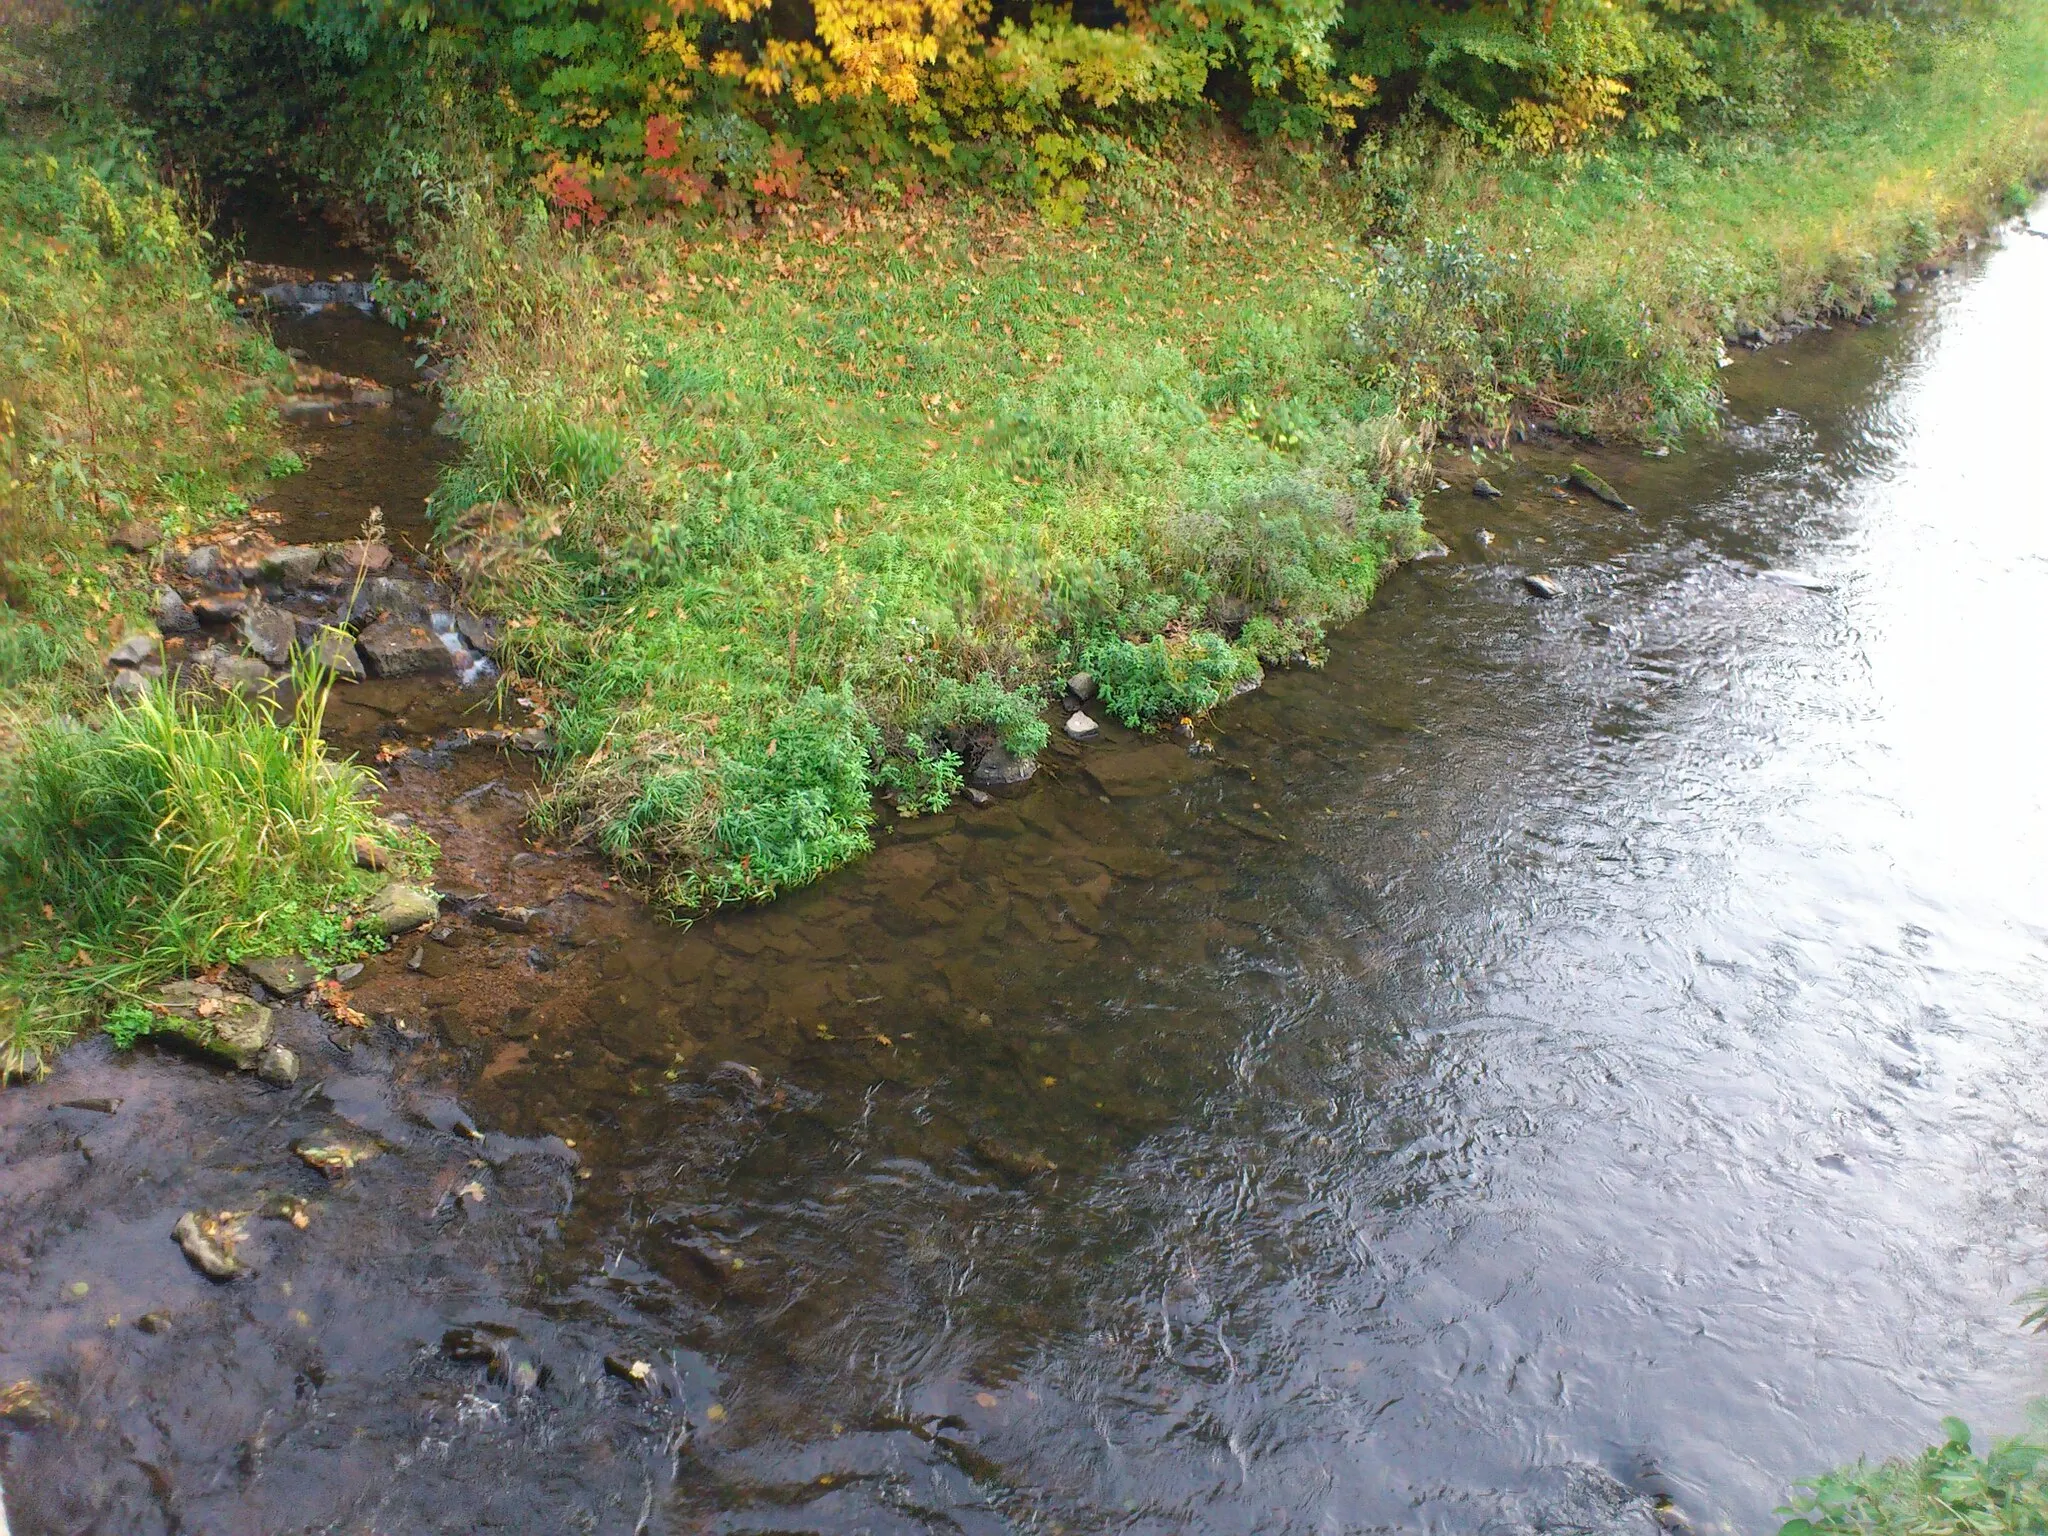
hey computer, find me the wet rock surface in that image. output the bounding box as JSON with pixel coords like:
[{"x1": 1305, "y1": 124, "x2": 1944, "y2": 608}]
[{"x1": 146, "y1": 980, "x2": 275, "y2": 1069}]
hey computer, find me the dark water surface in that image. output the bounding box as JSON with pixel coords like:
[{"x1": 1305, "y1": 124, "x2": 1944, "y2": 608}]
[{"x1": 5, "y1": 214, "x2": 2047, "y2": 1534}]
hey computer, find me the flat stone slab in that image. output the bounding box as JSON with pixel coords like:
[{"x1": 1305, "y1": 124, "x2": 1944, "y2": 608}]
[
  {"x1": 147, "y1": 980, "x2": 274, "y2": 1068},
  {"x1": 239, "y1": 954, "x2": 316, "y2": 996},
  {"x1": 357, "y1": 617, "x2": 453, "y2": 678},
  {"x1": 257, "y1": 544, "x2": 325, "y2": 585},
  {"x1": 365, "y1": 882, "x2": 440, "y2": 934}
]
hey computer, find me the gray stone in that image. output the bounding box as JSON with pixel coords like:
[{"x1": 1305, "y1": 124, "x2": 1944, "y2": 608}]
[
  {"x1": 257, "y1": 544, "x2": 324, "y2": 586},
  {"x1": 182, "y1": 545, "x2": 228, "y2": 586},
  {"x1": 333, "y1": 962, "x2": 364, "y2": 983},
  {"x1": 1410, "y1": 537, "x2": 1451, "y2": 561},
  {"x1": 1064, "y1": 711, "x2": 1101, "y2": 742},
  {"x1": 147, "y1": 979, "x2": 274, "y2": 1068},
  {"x1": 357, "y1": 616, "x2": 453, "y2": 678},
  {"x1": 321, "y1": 540, "x2": 392, "y2": 576},
  {"x1": 190, "y1": 590, "x2": 250, "y2": 625},
  {"x1": 306, "y1": 628, "x2": 365, "y2": 682},
  {"x1": 453, "y1": 609, "x2": 499, "y2": 656},
  {"x1": 255, "y1": 1044, "x2": 301, "y2": 1086},
  {"x1": 969, "y1": 743, "x2": 1038, "y2": 788},
  {"x1": 154, "y1": 586, "x2": 199, "y2": 636},
  {"x1": 108, "y1": 669, "x2": 152, "y2": 704},
  {"x1": 363, "y1": 577, "x2": 432, "y2": 623},
  {"x1": 1473, "y1": 528, "x2": 1495, "y2": 549},
  {"x1": 106, "y1": 632, "x2": 159, "y2": 667},
  {"x1": 365, "y1": 882, "x2": 440, "y2": 935},
  {"x1": 172, "y1": 1211, "x2": 244, "y2": 1281},
  {"x1": 1473, "y1": 477, "x2": 1503, "y2": 499},
  {"x1": 1067, "y1": 671, "x2": 1098, "y2": 702},
  {"x1": 110, "y1": 519, "x2": 162, "y2": 553},
  {"x1": 240, "y1": 604, "x2": 297, "y2": 667},
  {"x1": 240, "y1": 954, "x2": 315, "y2": 996},
  {"x1": 1523, "y1": 573, "x2": 1564, "y2": 600},
  {"x1": 194, "y1": 645, "x2": 275, "y2": 695}
]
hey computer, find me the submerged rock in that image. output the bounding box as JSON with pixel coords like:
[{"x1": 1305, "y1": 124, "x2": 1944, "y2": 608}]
[
  {"x1": 969, "y1": 744, "x2": 1037, "y2": 788},
  {"x1": 147, "y1": 980, "x2": 274, "y2": 1068},
  {"x1": 1523, "y1": 573, "x2": 1565, "y2": 600},
  {"x1": 474, "y1": 904, "x2": 538, "y2": 934},
  {"x1": 255, "y1": 1044, "x2": 301, "y2": 1086},
  {"x1": 1472, "y1": 477, "x2": 1504, "y2": 499},
  {"x1": 365, "y1": 882, "x2": 440, "y2": 934},
  {"x1": 172, "y1": 1211, "x2": 246, "y2": 1281},
  {"x1": 293, "y1": 1137, "x2": 375, "y2": 1179},
  {"x1": 306, "y1": 628, "x2": 365, "y2": 682},
  {"x1": 357, "y1": 616, "x2": 454, "y2": 678}
]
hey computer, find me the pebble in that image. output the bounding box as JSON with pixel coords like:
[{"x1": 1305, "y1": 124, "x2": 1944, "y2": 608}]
[
  {"x1": 106, "y1": 632, "x2": 159, "y2": 667},
  {"x1": 172, "y1": 1211, "x2": 245, "y2": 1281},
  {"x1": 1472, "y1": 477, "x2": 1503, "y2": 499},
  {"x1": 255, "y1": 1043, "x2": 301, "y2": 1086}
]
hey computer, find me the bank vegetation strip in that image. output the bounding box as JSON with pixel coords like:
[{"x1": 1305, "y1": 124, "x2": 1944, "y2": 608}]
[{"x1": 414, "y1": 1, "x2": 2048, "y2": 908}]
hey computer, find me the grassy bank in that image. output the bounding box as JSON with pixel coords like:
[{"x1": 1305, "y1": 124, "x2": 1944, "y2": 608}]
[
  {"x1": 0, "y1": 27, "x2": 406, "y2": 1077},
  {"x1": 414, "y1": 1, "x2": 2048, "y2": 910}
]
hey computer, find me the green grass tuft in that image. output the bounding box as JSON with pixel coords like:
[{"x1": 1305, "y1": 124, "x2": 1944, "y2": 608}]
[
  {"x1": 0, "y1": 666, "x2": 405, "y2": 1079},
  {"x1": 1780, "y1": 1417, "x2": 2048, "y2": 1536}
]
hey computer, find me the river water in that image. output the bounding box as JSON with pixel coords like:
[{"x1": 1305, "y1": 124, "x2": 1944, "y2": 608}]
[{"x1": 4, "y1": 214, "x2": 2046, "y2": 1534}]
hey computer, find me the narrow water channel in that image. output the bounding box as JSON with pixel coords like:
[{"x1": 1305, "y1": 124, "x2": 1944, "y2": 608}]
[{"x1": 3, "y1": 212, "x2": 2045, "y2": 1535}]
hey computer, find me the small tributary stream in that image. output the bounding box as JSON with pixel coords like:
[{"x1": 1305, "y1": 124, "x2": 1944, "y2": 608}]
[{"x1": 3, "y1": 210, "x2": 2046, "y2": 1535}]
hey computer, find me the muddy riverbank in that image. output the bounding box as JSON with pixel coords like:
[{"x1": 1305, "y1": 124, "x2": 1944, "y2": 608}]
[{"x1": 6, "y1": 209, "x2": 2048, "y2": 1534}]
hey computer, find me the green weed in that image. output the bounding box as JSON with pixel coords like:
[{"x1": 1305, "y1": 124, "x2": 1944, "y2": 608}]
[
  {"x1": 0, "y1": 662, "x2": 401, "y2": 1079},
  {"x1": 1780, "y1": 1416, "x2": 2048, "y2": 1536}
]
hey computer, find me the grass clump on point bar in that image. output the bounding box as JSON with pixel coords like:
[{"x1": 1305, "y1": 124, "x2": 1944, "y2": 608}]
[{"x1": 0, "y1": 655, "x2": 409, "y2": 1079}]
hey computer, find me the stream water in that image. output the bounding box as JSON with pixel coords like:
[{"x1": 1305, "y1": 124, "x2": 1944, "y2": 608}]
[{"x1": 3, "y1": 212, "x2": 2046, "y2": 1535}]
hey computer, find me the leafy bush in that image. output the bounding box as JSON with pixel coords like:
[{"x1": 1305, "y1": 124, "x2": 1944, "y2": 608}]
[
  {"x1": 1780, "y1": 1416, "x2": 2048, "y2": 1536},
  {"x1": 90, "y1": 0, "x2": 1991, "y2": 225},
  {"x1": 1082, "y1": 631, "x2": 1261, "y2": 727}
]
